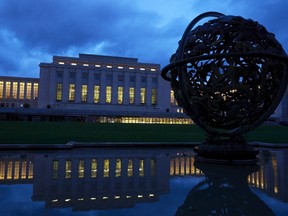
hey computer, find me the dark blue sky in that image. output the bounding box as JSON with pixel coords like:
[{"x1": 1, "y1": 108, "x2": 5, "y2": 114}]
[{"x1": 0, "y1": 0, "x2": 287, "y2": 78}]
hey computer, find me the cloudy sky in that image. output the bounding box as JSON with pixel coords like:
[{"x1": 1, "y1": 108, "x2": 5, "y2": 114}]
[{"x1": 0, "y1": 0, "x2": 287, "y2": 78}]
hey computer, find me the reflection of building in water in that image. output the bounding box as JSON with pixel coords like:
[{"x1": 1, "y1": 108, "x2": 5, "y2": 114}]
[
  {"x1": 0, "y1": 149, "x2": 288, "y2": 209},
  {"x1": 248, "y1": 150, "x2": 288, "y2": 202},
  {"x1": 0, "y1": 154, "x2": 34, "y2": 184},
  {"x1": 31, "y1": 149, "x2": 170, "y2": 210},
  {"x1": 170, "y1": 155, "x2": 203, "y2": 176}
]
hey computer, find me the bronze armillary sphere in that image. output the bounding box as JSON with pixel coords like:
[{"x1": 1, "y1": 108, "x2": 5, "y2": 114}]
[{"x1": 162, "y1": 12, "x2": 288, "y2": 138}]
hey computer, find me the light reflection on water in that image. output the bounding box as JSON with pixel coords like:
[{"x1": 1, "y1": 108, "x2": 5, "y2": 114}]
[{"x1": 0, "y1": 147, "x2": 287, "y2": 216}]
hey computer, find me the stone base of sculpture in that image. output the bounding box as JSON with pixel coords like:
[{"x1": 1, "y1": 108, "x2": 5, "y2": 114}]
[{"x1": 193, "y1": 135, "x2": 259, "y2": 164}]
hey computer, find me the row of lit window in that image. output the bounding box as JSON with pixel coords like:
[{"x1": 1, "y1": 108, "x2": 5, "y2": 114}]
[
  {"x1": 51, "y1": 193, "x2": 155, "y2": 203},
  {"x1": 170, "y1": 157, "x2": 202, "y2": 176},
  {"x1": 118, "y1": 117, "x2": 192, "y2": 124},
  {"x1": 0, "y1": 161, "x2": 33, "y2": 180},
  {"x1": 248, "y1": 157, "x2": 279, "y2": 194},
  {"x1": 57, "y1": 61, "x2": 157, "y2": 72},
  {"x1": 56, "y1": 83, "x2": 157, "y2": 105},
  {"x1": 0, "y1": 81, "x2": 38, "y2": 100},
  {"x1": 52, "y1": 158, "x2": 156, "y2": 179}
]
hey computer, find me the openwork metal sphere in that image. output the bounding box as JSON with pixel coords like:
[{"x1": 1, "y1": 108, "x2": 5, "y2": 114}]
[{"x1": 162, "y1": 12, "x2": 288, "y2": 137}]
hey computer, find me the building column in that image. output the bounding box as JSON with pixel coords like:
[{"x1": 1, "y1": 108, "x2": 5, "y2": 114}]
[
  {"x1": 100, "y1": 70, "x2": 106, "y2": 104},
  {"x1": 112, "y1": 71, "x2": 118, "y2": 105},
  {"x1": 75, "y1": 69, "x2": 82, "y2": 103},
  {"x1": 124, "y1": 72, "x2": 130, "y2": 105},
  {"x1": 62, "y1": 68, "x2": 69, "y2": 103},
  {"x1": 135, "y1": 72, "x2": 141, "y2": 105}
]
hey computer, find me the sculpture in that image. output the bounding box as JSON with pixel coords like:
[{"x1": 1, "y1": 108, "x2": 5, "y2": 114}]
[{"x1": 161, "y1": 12, "x2": 288, "y2": 163}]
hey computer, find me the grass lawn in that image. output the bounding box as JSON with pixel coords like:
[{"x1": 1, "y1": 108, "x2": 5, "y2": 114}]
[{"x1": 0, "y1": 121, "x2": 287, "y2": 144}]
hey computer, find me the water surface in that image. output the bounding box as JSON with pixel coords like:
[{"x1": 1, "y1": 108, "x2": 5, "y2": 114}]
[{"x1": 0, "y1": 147, "x2": 287, "y2": 215}]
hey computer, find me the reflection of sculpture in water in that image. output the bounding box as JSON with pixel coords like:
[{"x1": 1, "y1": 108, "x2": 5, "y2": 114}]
[
  {"x1": 175, "y1": 163, "x2": 275, "y2": 216},
  {"x1": 161, "y1": 12, "x2": 288, "y2": 163}
]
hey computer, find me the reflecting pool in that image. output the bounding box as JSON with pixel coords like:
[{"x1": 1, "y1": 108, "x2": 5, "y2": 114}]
[{"x1": 0, "y1": 147, "x2": 288, "y2": 215}]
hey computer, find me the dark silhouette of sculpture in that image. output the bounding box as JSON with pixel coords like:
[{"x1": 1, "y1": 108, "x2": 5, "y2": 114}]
[
  {"x1": 175, "y1": 163, "x2": 275, "y2": 216},
  {"x1": 161, "y1": 12, "x2": 288, "y2": 163}
]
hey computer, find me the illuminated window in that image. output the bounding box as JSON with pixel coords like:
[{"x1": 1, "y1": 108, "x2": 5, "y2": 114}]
[
  {"x1": 151, "y1": 89, "x2": 157, "y2": 105},
  {"x1": 65, "y1": 160, "x2": 72, "y2": 179},
  {"x1": 91, "y1": 159, "x2": 97, "y2": 178},
  {"x1": 129, "y1": 67, "x2": 134, "y2": 70},
  {"x1": 128, "y1": 159, "x2": 133, "y2": 177},
  {"x1": 94, "y1": 85, "x2": 100, "y2": 103},
  {"x1": 0, "y1": 161, "x2": 5, "y2": 180},
  {"x1": 151, "y1": 68, "x2": 156, "y2": 71},
  {"x1": 28, "y1": 162, "x2": 33, "y2": 179},
  {"x1": 19, "y1": 82, "x2": 25, "y2": 99},
  {"x1": 150, "y1": 159, "x2": 156, "y2": 176},
  {"x1": 118, "y1": 66, "x2": 123, "y2": 69},
  {"x1": 140, "y1": 88, "x2": 146, "y2": 104},
  {"x1": 170, "y1": 159, "x2": 174, "y2": 176},
  {"x1": 56, "y1": 83, "x2": 62, "y2": 101},
  {"x1": 33, "y1": 83, "x2": 38, "y2": 99},
  {"x1": 0, "y1": 81, "x2": 3, "y2": 99},
  {"x1": 14, "y1": 161, "x2": 20, "y2": 180},
  {"x1": 118, "y1": 86, "x2": 123, "y2": 104},
  {"x1": 78, "y1": 160, "x2": 85, "y2": 178},
  {"x1": 139, "y1": 159, "x2": 144, "y2": 177},
  {"x1": 12, "y1": 82, "x2": 18, "y2": 99},
  {"x1": 104, "y1": 159, "x2": 109, "y2": 177},
  {"x1": 81, "y1": 84, "x2": 88, "y2": 102},
  {"x1": 21, "y1": 161, "x2": 27, "y2": 179},
  {"x1": 272, "y1": 157, "x2": 278, "y2": 193},
  {"x1": 26, "y1": 83, "x2": 32, "y2": 99},
  {"x1": 58, "y1": 61, "x2": 65, "y2": 65},
  {"x1": 52, "y1": 160, "x2": 59, "y2": 179},
  {"x1": 71, "y1": 62, "x2": 77, "y2": 66},
  {"x1": 5, "y1": 81, "x2": 11, "y2": 99},
  {"x1": 95, "y1": 64, "x2": 101, "y2": 67},
  {"x1": 83, "y1": 63, "x2": 89, "y2": 67},
  {"x1": 115, "y1": 159, "x2": 121, "y2": 177},
  {"x1": 170, "y1": 90, "x2": 176, "y2": 105},
  {"x1": 7, "y1": 161, "x2": 12, "y2": 179},
  {"x1": 106, "y1": 86, "x2": 112, "y2": 104},
  {"x1": 68, "y1": 84, "x2": 75, "y2": 102},
  {"x1": 140, "y1": 67, "x2": 145, "y2": 71},
  {"x1": 129, "y1": 87, "x2": 135, "y2": 104},
  {"x1": 107, "y1": 65, "x2": 112, "y2": 68}
]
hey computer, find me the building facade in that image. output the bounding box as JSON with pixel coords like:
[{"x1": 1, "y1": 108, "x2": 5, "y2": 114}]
[
  {"x1": 37, "y1": 54, "x2": 190, "y2": 123},
  {"x1": 0, "y1": 53, "x2": 287, "y2": 123}
]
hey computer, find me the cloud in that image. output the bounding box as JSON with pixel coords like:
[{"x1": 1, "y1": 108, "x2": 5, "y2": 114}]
[{"x1": 0, "y1": 0, "x2": 287, "y2": 77}]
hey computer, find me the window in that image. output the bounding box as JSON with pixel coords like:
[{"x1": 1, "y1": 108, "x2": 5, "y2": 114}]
[
  {"x1": 115, "y1": 159, "x2": 121, "y2": 177},
  {"x1": 26, "y1": 83, "x2": 32, "y2": 100},
  {"x1": 129, "y1": 87, "x2": 135, "y2": 104},
  {"x1": 170, "y1": 90, "x2": 176, "y2": 106},
  {"x1": 65, "y1": 160, "x2": 72, "y2": 179},
  {"x1": 118, "y1": 86, "x2": 123, "y2": 104},
  {"x1": 81, "y1": 84, "x2": 88, "y2": 102},
  {"x1": 19, "y1": 82, "x2": 25, "y2": 99},
  {"x1": 33, "y1": 83, "x2": 38, "y2": 99},
  {"x1": 140, "y1": 88, "x2": 146, "y2": 104},
  {"x1": 0, "y1": 81, "x2": 3, "y2": 99},
  {"x1": 0, "y1": 162, "x2": 4, "y2": 180},
  {"x1": 78, "y1": 160, "x2": 85, "y2": 178},
  {"x1": 5, "y1": 81, "x2": 11, "y2": 99},
  {"x1": 91, "y1": 159, "x2": 97, "y2": 178},
  {"x1": 106, "y1": 86, "x2": 112, "y2": 104},
  {"x1": 139, "y1": 159, "x2": 144, "y2": 176},
  {"x1": 104, "y1": 159, "x2": 110, "y2": 177},
  {"x1": 21, "y1": 161, "x2": 27, "y2": 179},
  {"x1": 14, "y1": 161, "x2": 20, "y2": 180},
  {"x1": 56, "y1": 83, "x2": 62, "y2": 101},
  {"x1": 12, "y1": 82, "x2": 18, "y2": 99},
  {"x1": 152, "y1": 88, "x2": 157, "y2": 105},
  {"x1": 94, "y1": 85, "x2": 100, "y2": 103},
  {"x1": 128, "y1": 159, "x2": 133, "y2": 177},
  {"x1": 52, "y1": 160, "x2": 59, "y2": 179},
  {"x1": 69, "y1": 84, "x2": 75, "y2": 102}
]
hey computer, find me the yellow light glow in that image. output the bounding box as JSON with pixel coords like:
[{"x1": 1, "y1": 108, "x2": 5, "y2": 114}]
[
  {"x1": 138, "y1": 195, "x2": 143, "y2": 198},
  {"x1": 71, "y1": 63, "x2": 77, "y2": 66},
  {"x1": 52, "y1": 199, "x2": 58, "y2": 202},
  {"x1": 115, "y1": 196, "x2": 120, "y2": 199},
  {"x1": 95, "y1": 64, "x2": 101, "y2": 67},
  {"x1": 90, "y1": 198, "x2": 96, "y2": 200},
  {"x1": 58, "y1": 62, "x2": 65, "y2": 65},
  {"x1": 149, "y1": 194, "x2": 154, "y2": 197},
  {"x1": 118, "y1": 66, "x2": 124, "y2": 69},
  {"x1": 107, "y1": 65, "x2": 112, "y2": 68},
  {"x1": 140, "y1": 68, "x2": 145, "y2": 70},
  {"x1": 103, "y1": 196, "x2": 108, "y2": 200},
  {"x1": 78, "y1": 198, "x2": 84, "y2": 201},
  {"x1": 129, "y1": 67, "x2": 134, "y2": 70},
  {"x1": 126, "y1": 195, "x2": 132, "y2": 199},
  {"x1": 65, "y1": 199, "x2": 71, "y2": 202},
  {"x1": 83, "y1": 63, "x2": 89, "y2": 67},
  {"x1": 151, "y1": 68, "x2": 156, "y2": 71}
]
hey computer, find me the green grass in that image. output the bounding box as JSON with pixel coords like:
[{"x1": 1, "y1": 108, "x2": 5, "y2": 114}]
[{"x1": 0, "y1": 121, "x2": 286, "y2": 144}]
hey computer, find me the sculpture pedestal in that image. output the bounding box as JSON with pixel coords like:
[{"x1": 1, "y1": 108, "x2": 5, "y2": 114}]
[{"x1": 193, "y1": 136, "x2": 259, "y2": 164}]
